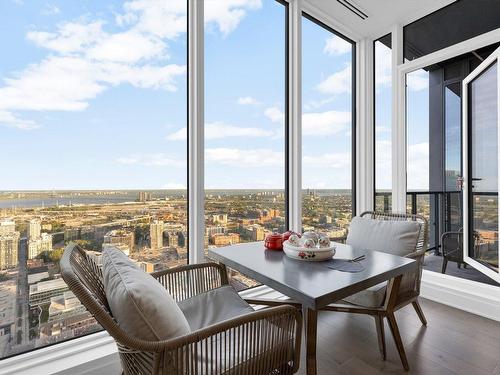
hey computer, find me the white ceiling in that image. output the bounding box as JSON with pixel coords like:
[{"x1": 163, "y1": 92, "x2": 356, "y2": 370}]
[{"x1": 306, "y1": 0, "x2": 457, "y2": 39}]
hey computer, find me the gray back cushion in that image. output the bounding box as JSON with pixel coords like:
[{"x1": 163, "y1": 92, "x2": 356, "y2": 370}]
[
  {"x1": 346, "y1": 216, "x2": 421, "y2": 257},
  {"x1": 102, "y1": 247, "x2": 190, "y2": 341}
]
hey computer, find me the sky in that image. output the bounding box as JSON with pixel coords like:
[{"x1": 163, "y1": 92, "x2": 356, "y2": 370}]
[{"x1": 0, "y1": 0, "x2": 430, "y2": 191}]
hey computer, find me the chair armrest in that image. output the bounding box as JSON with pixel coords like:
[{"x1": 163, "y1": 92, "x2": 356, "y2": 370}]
[
  {"x1": 405, "y1": 249, "x2": 425, "y2": 260},
  {"x1": 160, "y1": 305, "x2": 302, "y2": 374},
  {"x1": 151, "y1": 262, "x2": 229, "y2": 302}
]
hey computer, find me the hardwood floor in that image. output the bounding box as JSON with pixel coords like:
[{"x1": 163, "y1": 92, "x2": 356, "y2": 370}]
[{"x1": 296, "y1": 298, "x2": 500, "y2": 374}]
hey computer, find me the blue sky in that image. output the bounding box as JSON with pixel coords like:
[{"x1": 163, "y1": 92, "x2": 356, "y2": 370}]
[{"x1": 0, "y1": 0, "x2": 430, "y2": 191}]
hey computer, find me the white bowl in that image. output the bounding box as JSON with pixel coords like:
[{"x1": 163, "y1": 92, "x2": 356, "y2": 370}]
[{"x1": 283, "y1": 240, "x2": 336, "y2": 261}]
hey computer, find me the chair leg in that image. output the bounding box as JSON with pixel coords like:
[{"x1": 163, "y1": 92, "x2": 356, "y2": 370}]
[
  {"x1": 412, "y1": 299, "x2": 427, "y2": 326},
  {"x1": 387, "y1": 312, "x2": 409, "y2": 371},
  {"x1": 374, "y1": 315, "x2": 387, "y2": 360},
  {"x1": 441, "y1": 258, "x2": 448, "y2": 274}
]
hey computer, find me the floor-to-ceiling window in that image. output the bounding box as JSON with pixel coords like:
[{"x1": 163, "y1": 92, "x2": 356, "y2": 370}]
[
  {"x1": 204, "y1": 0, "x2": 288, "y2": 290},
  {"x1": 374, "y1": 34, "x2": 392, "y2": 212},
  {"x1": 0, "y1": 0, "x2": 188, "y2": 359},
  {"x1": 301, "y1": 14, "x2": 355, "y2": 239}
]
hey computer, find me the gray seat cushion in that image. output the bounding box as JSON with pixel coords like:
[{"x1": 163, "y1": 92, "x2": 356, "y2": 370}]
[
  {"x1": 343, "y1": 282, "x2": 387, "y2": 307},
  {"x1": 102, "y1": 247, "x2": 190, "y2": 341},
  {"x1": 346, "y1": 216, "x2": 421, "y2": 257},
  {"x1": 178, "y1": 285, "x2": 254, "y2": 331}
]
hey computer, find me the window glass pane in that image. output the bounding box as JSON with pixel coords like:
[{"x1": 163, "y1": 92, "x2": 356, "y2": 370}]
[
  {"x1": 470, "y1": 62, "x2": 499, "y2": 273},
  {"x1": 406, "y1": 69, "x2": 430, "y2": 192},
  {"x1": 374, "y1": 35, "x2": 392, "y2": 212},
  {"x1": 204, "y1": 0, "x2": 287, "y2": 290},
  {"x1": 0, "y1": 0, "x2": 187, "y2": 358},
  {"x1": 301, "y1": 15, "x2": 354, "y2": 240}
]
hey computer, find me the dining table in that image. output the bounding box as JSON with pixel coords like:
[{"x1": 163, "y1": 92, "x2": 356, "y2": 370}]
[{"x1": 208, "y1": 241, "x2": 417, "y2": 375}]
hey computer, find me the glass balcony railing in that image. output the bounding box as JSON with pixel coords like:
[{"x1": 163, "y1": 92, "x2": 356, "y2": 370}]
[{"x1": 375, "y1": 191, "x2": 463, "y2": 252}]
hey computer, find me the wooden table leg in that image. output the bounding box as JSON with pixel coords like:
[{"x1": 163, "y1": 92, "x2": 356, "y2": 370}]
[{"x1": 303, "y1": 307, "x2": 318, "y2": 375}]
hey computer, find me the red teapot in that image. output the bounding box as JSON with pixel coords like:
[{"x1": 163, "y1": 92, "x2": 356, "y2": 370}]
[{"x1": 265, "y1": 233, "x2": 283, "y2": 251}]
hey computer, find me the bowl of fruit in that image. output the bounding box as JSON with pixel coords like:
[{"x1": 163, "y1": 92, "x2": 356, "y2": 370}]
[{"x1": 283, "y1": 231, "x2": 336, "y2": 261}]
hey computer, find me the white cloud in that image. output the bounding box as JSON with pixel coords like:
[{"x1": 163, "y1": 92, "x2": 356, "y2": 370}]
[
  {"x1": 407, "y1": 142, "x2": 429, "y2": 190},
  {"x1": 118, "y1": 0, "x2": 187, "y2": 39},
  {"x1": 166, "y1": 121, "x2": 274, "y2": 141},
  {"x1": 41, "y1": 4, "x2": 60, "y2": 15},
  {"x1": 0, "y1": 110, "x2": 39, "y2": 130},
  {"x1": 0, "y1": 56, "x2": 185, "y2": 115},
  {"x1": 317, "y1": 65, "x2": 352, "y2": 95},
  {"x1": 27, "y1": 21, "x2": 105, "y2": 54},
  {"x1": 115, "y1": 153, "x2": 186, "y2": 167},
  {"x1": 204, "y1": 0, "x2": 262, "y2": 36},
  {"x1": 264, "y1": 106, "x2": 351, "y2": 136},
  {"x1": 237, "y1": 96, "x2": 259, "y2": 105},
  {"x1": 87, "y1": 30, "x2": 166, "y2": 63},
  {"x1": 4, "y1": 0, "x2": 260, "y2": 130},
  {"x1": 119, "y1": 0, "x2": 261, "y2": 38},
  {"x1": 3, "y1": 4, "x2": 189, "y2": 130},
  {"x1": 303, "y1": 110, "x2": 351, "y2": 136},
  {"x1": 264, "y1": 106, "x2": 284, "y2": 124},
  {"x1": 206, "y1": 147, "x2": 283, "y2": 167},
  {"x1": 324, "y1": 36, "x2": 351, "y2": 56},
  {"x1": 407, "y1": 69, "x2": 428, "y2": 92}
]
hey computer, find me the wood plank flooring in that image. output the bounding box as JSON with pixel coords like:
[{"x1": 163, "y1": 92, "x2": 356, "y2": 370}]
[{"x1": 296, "y1": 298, "x2": 500, "y2": 374}]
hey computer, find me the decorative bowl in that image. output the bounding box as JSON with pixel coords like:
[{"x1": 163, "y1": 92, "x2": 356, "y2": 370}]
[{"x1": 283, "y1": 240, "x2": 336, "y2": 261}]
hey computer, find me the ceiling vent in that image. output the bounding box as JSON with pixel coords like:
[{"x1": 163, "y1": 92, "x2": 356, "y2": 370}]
[{"x1": 336, "y1": 0, "x2": 369, "y2": 20}]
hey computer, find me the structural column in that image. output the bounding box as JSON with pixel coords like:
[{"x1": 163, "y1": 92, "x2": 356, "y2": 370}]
[
  {"x1": 188, "y1": 0, "x2": 204, "y2": 263},
  {"x1": 356, "y1": 38, "x2": 374, "y2": 214},
  {"x1": 288, "y1": 0, "x2": 302, "y2": 232},
  {"x1": 391, "y1": 25, "x2": 406, "y2": 213}
]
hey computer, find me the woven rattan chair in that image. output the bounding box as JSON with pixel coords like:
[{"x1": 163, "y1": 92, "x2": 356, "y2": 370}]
[
  {"x1": 60, "y1": 243, "x2": 302, "y2": 375},
  {"x1": 322, "y1": 211, "x2": 429, "y2": 371}
]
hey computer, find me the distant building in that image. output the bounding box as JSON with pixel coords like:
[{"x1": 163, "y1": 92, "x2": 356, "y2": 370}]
[
  {"x1": 319, "y1": 215, "x2": 333, "y2": 224},
  {"x1": 165, "y1": 232, "x2": 178, "y2": 247},
  {"x1": 103, "y1": 229, "x2": 135, "y2": 253},
  {"x1": 150, "y1": 220, "x2": 164, "y2": 250},
  {"x1": 29, "y1": 278, "x2": 69, "y2": 307},
  {"x1": 139, "y1": 191, "x2": 151, "y2": 202},
  {"x1": 28, "y1": 271, "x2": 50, "y2": 285},
  {"x1": 0, "y1": 219, "x2": 15, "y2": 236},
  {"x1": 243, "y1": 224, "x2": 265, "y2": 241},
  {"x1": 28, "y1": 233, "x2": 53, "y2": 259},
  {"x1": 0, "y1": 232, "x2": 20, "y2": 270},
  {"x1": 177, "y1": 231, "x2": 186, "y2": 248},
  {"x1": 48, "y1": 291, "x2": 86, "y2": 322},
  {"x1": 0, "y1": 279, "x2": 16, "y2": 339},
  {"x1": 64, "y1": 228, "x2": 80, "y2": 242},
  {"x1": 205, "y1": 225, "x2": 225, "y2": 237},
  {"x1": 28, "y1": 218, "x2": 41, "y2": 240},
  {"x1": 210, "y1": 233, "x2": 240, "y2": 246},
  {"x1": 130, "y1": 259, "x2": 156, "y2": 273},
  {"x1": 211, "y1": 214, "x2": 228, "y2": 225}
]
